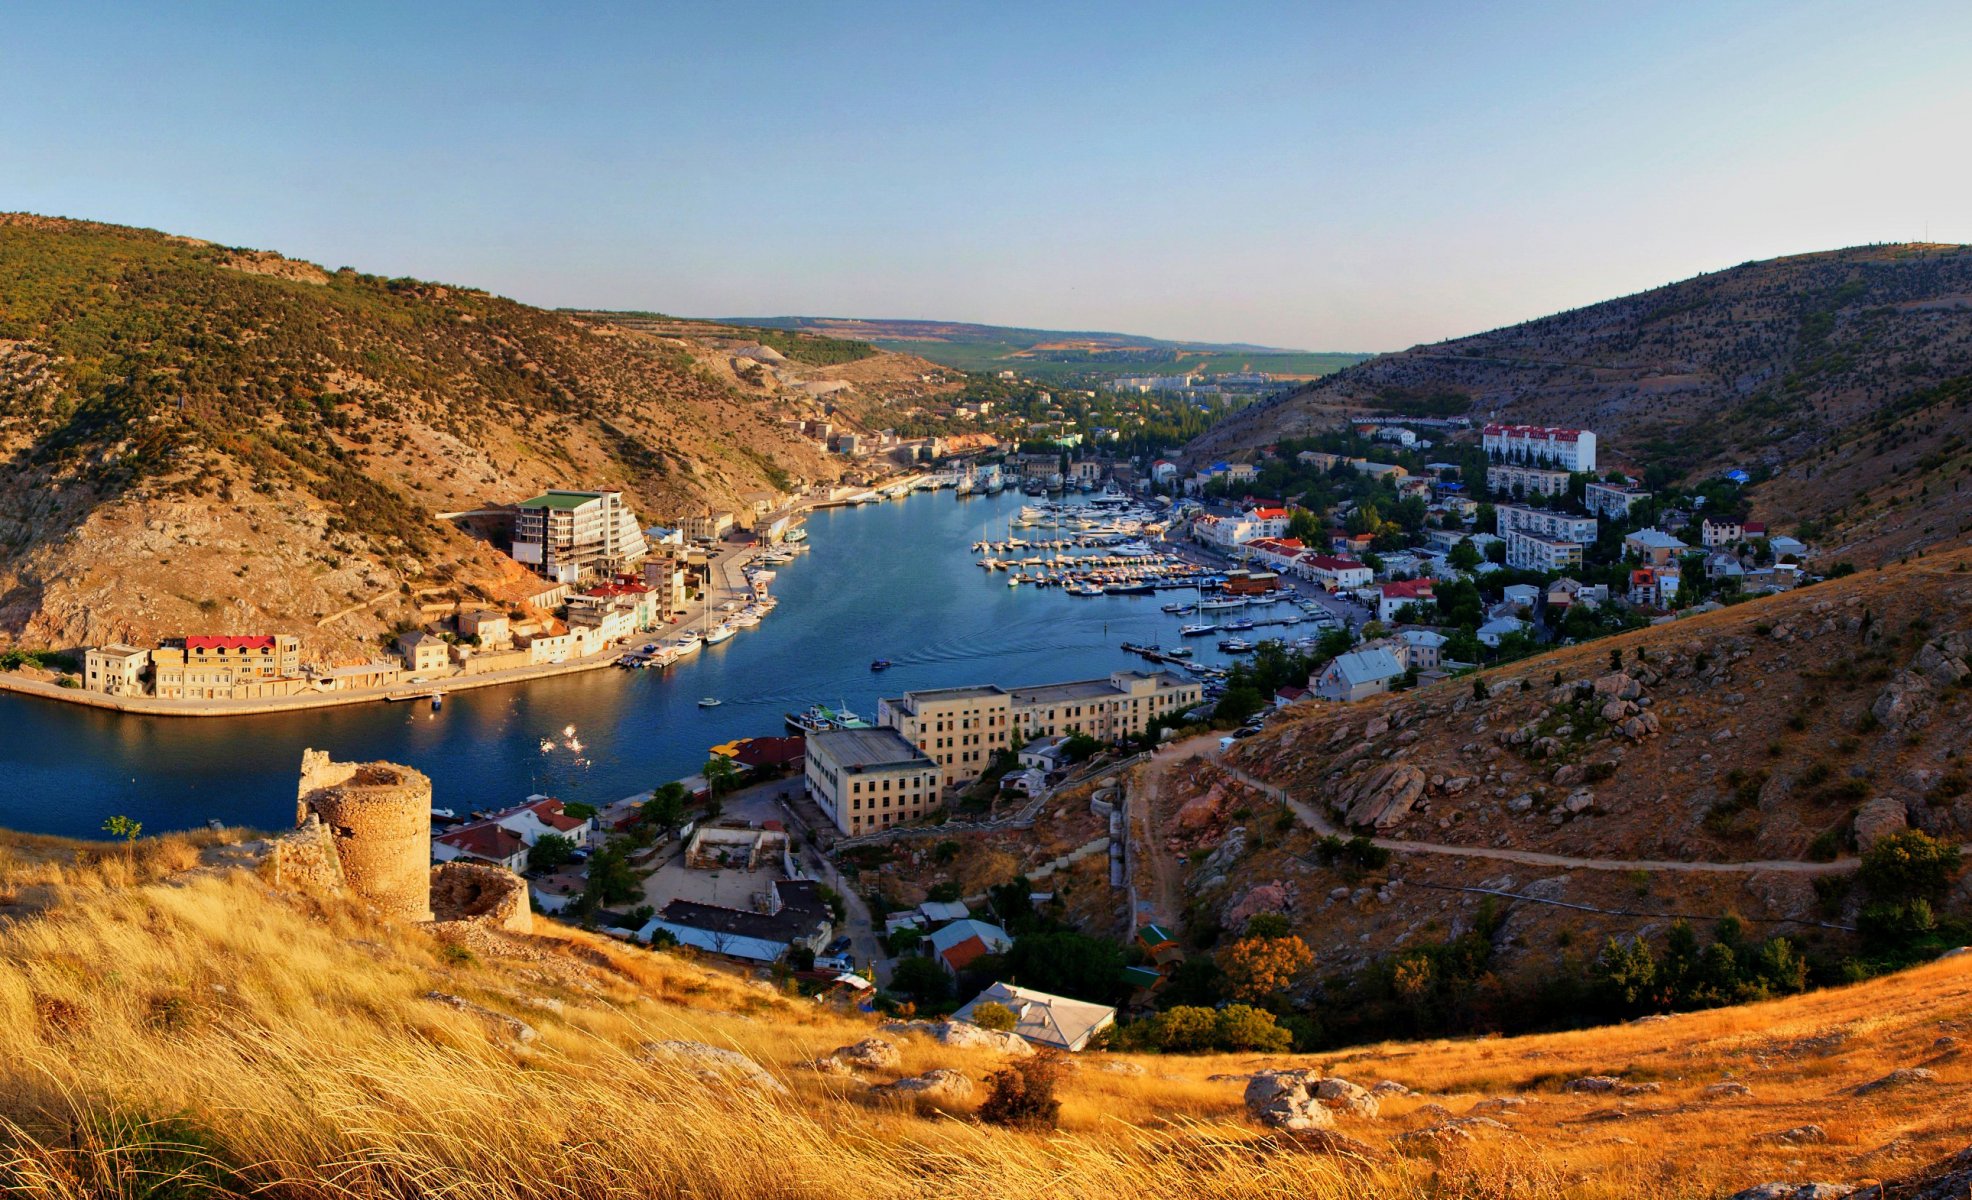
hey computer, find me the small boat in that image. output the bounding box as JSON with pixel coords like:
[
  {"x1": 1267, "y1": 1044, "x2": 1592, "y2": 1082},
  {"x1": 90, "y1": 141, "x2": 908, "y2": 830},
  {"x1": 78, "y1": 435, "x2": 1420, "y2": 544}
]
[
  {"x1": 698, "y1": 697, "x2": 722, "y2": 708},
  {"x1": 705, "y1": 623, "x2": 736, "y2": 645},
  {"x1": 784, "y1": 528, "x2": 808, "y2": 543},
  {"x1": 1181, "y1": 623, "x2": 1218, "y2": 637},
  {"x1": 1161, "y1": 602, "x2": 1194, "y2": 614},
  {"x1": 431, "y1": 807, "x2": 456, "y2": 820},
  {"x1": 870, "y1": 659, "x2": 892, "y2": 671},
  {"x1": 1218, "y1": 637, "x2": 1255, "y2": 653},
  {"x1": 1224, "y1": 617, "x2": 1256, "y2": 632},
  {"x1": 430, "y1": 691, "x2": 443, "y2": 711}
]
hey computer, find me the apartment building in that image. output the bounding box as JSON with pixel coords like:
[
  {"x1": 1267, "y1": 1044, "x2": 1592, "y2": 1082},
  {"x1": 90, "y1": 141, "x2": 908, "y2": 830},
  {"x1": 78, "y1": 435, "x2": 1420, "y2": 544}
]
[
  {"x1": 153, "y1": 635, "x2": 308, "y2": 701},
  {"x1": 1496, "y1": 504, "x2": 1598, "y2": 545},
  {"x1": 878, "y1": 671, "x2": 1202, "y2": 790},
  {"x1": 681, "y1": 511, "x2": 736, "y2": 542},
  {"x1": 1482, "y1": 424, "x2": 1597, "y2": 472},
  {"x1": 1504, "y1": 529, "x2": 1587, "y2": 572},
  {"x1": 805, "y1": 727, "x2": 943, "y2": 835},
  {"x1": 1585, "y1": 480, "x2": 1651, "y2": 519},
  {"x1": 511, "y1": 490, "x2": 649, "y2": 584},
  {"x1": 1487, "y1": 462, "x2": 1572, "y2": 498},
  {"x1": 183, "y1": 634, "x2": 301, "y2": 678}
]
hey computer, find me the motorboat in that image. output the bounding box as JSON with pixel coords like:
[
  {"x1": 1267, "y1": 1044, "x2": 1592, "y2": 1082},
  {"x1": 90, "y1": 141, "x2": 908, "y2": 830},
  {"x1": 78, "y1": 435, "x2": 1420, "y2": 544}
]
[
  {"x1": 1217, "y1": 637, "x2": 1255, "y2": 653},
  {"x1": 698, "y1": 697, "x2": 722, "y2": 708},
  {"x1": 1223, "y1": 617, "x2": 1256, "y2": 631},
  {"x1": 705, "y1": 623, "x2": 736, "y2": 645},
  {"x1": 870, "y1": 659, "x2": 892, "y2": 671}
]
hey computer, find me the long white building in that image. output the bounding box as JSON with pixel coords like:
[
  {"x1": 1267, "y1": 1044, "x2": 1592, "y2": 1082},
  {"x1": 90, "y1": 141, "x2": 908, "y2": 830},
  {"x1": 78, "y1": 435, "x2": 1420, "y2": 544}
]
[
  {"x1": 1483, "y1": 424, "x2": 1597, "y2": 473},
  {"x1": 511, "y1": 490, "x2": 649, "y2": 584},
  {"x1": 1496, "y1": 504, "x2": 1598, "y2": 544}
]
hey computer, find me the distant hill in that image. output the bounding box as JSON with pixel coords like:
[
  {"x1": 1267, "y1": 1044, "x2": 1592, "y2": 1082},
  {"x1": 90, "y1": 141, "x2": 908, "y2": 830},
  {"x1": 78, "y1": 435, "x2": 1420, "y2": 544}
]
[
  {"x1": 713, "y1": 316, "x2": 1371, "y2": 383},
  {"x1": 0, "y1": 215, "x2": 888, "y2": 660},
  {"x1": 1188, "y1": 243, "x2": 1972, "y2": 561}
]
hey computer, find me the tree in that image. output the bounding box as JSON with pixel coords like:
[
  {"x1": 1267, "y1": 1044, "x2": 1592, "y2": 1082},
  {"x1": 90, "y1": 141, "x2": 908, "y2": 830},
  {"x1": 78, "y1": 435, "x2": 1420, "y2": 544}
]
[
  {"x1": 1216, "y1": 934, "x2": 1316, "y2": 1003},
  {"x1": 1002, "y1": 931, "x2": 1127, "y2": 1004},
  {"x1": 526, "y1": 832, "x2": 577, "y2": 873},
  {"x1": 890, "y1": 956, "x2": 952, "y2": 1005},
  {"x1": 1286, "y1": 507, "x2": 1323, "y2": 543},
  {"x1": 102, "y1": 814, "x2": 142, "y2": 846},
  {"x1": 642, "y1": 782, "x2": 688, "y2": 829},
  {"x1": 971, "y1": 1000, "x2": 1017, "y2": 1031},
  {"x1": 1860, "y1": 830, "x2": 1962, "y2": 903},
  {"x1": 1148, "y1": 1005, "x2": 1221, "y2": 1052},
  {"x1": 702, "y1": 756, "x2": 741, "y2": 797},
  {"x1": 1448, "y1": 537, "x2": 1482, "y2": 572}
]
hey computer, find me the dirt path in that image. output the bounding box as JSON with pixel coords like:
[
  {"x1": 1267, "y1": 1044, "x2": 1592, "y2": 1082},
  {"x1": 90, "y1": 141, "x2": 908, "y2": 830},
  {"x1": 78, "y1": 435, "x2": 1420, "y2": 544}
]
[
  {"x1": 1207, "y1": 756, "x2": 1871, "y2": 875},
  {"x1": 1127, "y1": 733, "x2": 1225, "y2": 928}
]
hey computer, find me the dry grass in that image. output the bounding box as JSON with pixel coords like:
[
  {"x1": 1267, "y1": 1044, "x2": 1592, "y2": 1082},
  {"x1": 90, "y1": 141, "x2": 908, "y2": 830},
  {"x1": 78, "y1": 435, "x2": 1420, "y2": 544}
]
[{"x1": 0, "y1": 839, "x2": 1964, "y2": 1198}]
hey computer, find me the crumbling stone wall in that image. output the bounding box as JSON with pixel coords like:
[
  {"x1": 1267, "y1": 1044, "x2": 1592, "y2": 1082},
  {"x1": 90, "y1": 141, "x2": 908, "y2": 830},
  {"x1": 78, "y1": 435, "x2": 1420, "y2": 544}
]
[
  {"x1": 262, "y1": 815, "x2": 347, "y2": 897},
  {"x1": 297, "y1": 748, "x2": 434, "y2": 922},
  {"x1": 429, "y1": 861, "x2": 533, "y2": 935}
]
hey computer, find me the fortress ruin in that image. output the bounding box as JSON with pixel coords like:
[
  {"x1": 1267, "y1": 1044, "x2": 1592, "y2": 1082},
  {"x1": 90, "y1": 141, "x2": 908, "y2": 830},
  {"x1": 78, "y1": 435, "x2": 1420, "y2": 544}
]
[{"x1": 295, "y1": 749, "x2": 435, "y2": 922}]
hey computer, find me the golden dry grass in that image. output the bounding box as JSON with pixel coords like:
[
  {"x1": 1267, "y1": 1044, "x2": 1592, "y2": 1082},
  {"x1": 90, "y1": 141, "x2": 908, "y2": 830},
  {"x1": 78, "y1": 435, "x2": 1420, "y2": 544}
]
[{"x1": 0, "y1": 837, "x2": 1964, "y2": 1198}]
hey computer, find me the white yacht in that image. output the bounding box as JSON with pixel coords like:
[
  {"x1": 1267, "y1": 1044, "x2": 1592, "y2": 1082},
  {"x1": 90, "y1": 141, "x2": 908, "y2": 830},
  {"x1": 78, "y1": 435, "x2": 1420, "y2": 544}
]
[{"x1": 705, "y1": 623, "x2": 736, "y2": 645}]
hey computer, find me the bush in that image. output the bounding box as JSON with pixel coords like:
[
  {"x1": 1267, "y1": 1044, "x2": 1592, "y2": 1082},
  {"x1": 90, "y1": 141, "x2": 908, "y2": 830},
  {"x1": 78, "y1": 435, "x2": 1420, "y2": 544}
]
[
  {"x1": 1859, "y1": 830, "x2": 1962, "y2": 902},
  {"x1": 977, "y1": 1055, "x2": 1063, "y2": 1129},
  {"x1": 970, "y1": 1001, "x2": 1016, "y2": 1032},
  {"x1": 1213, "y1": 1004, "x2": 1293, "y2": 1052},
  {"x1": 1147, "y1": 1005, "x2": 1220, "y2": 1052}
]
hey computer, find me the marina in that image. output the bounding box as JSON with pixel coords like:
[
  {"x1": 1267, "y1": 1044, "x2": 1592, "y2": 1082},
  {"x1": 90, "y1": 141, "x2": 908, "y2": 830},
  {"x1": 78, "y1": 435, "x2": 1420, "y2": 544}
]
[{"x1": 0, "y1": 489, "x2": 1294, "y2": 840}]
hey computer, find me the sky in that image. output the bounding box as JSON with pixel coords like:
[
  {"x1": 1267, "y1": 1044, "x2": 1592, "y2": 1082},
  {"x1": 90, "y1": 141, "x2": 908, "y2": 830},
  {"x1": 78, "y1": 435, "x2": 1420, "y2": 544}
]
[{"x1": 3, "y1": 1, "x2": 1970, "y2": 351}]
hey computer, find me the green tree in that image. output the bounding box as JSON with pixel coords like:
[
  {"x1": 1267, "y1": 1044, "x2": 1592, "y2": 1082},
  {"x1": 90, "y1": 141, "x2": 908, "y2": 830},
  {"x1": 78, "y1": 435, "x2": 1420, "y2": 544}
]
[
  {"x1": 1860, "y1": 829, "x2": 1961, "y2": 902},
  {"x1": 642, "y1": 782, "x2": 689, "y2": 829},
  {"x1": 971, "y1": 1000, "x2": 1017, "y2": 1031},
  {"x1": 102, "y1": 814, "x2": 142, "y2": 845},
  {"x1": 1002, "y1": 931, "x2": 1127, "y2": 1004},
  {"x1": 526, "y1": 832, "x2": 577, "y2": 873},
  {"x1": 1448, "y1": 537, "x2": 1482, "y2": 572},
  {"x1": 702, "y1": 756, "x2": 741, "y2": 797},
  {"x1": 1213, "y1": 1004, "x2": 1293, "y2": 1052},
  {"x1": 890, "y1": 955, "x2": 952, "y2": 1006},
  {"x1": 1148, "y1": 1005, "x2": 1220, "y2": 1052},
  {"x1": 1286, "y1": 507, "x2": 1323, "y2": 543}
]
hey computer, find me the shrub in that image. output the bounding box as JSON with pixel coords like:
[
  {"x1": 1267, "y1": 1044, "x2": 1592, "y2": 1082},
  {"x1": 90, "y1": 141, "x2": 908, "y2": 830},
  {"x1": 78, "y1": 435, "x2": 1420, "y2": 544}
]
[
  {"x1": 1147, "y1": 1005, "x2": 1220, "y2": 1052},
  {"x1": 977, "y1": 1055, "x2": 1063, "y2": 1129},
  {"x1": 970, "y1": 1001, "x2": 1016, "y2": 1032},
  {"x1": 1213, "y1": 1004, "x2": 1293, "y2": 1052},
  {"x1": 1859, "y1": 829, "x2": 1962, "y2": 902}
]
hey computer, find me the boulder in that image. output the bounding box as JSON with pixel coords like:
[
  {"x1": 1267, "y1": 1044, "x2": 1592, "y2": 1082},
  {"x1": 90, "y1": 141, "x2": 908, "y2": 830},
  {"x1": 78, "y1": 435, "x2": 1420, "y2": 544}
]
[
  {"x1": 1726, "y1": 1186, "x2": 1854, "y2": 1200},
  {"x1": 1619, "y1": 711, "x2": 1662, "y2": 741},
  {"x1": 1273, "y1": 1128, "x2": 1385, "y2": 1160},
  {"x1": 1564, "y1": 1076, "x2": 1624, "y2": 1093},
  {"x1": 1760, "y1": 1125, "x2": 1828, "y2": 1145},
  {"x1": 424, "y1": 991, "x2": 537, "y2": 1045},
  {"x1": 1915, "y1": 640, "x2": 1970, "y2": 687},
  {"x1": 1391, "y1": 1116, "x2": 1512, "y2": 1158},
  {"x1": 640, "y1": 1040, "x2": 786, "y2": 1093},
  {"x1": 880, "y1": 1020, "x2": 1035, "y2": 1056},
  {"x1": 1872, "y1": 673, "x2": 1934, "y2": 730},
  {"x1": 829, "y1": 1038, "x2": 902, "y2": 1070},
  {"x1": 1564, "y1": 788, "x2": 1596, "y2": 815},
  {"x1": 1313, "y1": 1077, "x2": 1380, "y2": 1118},
  {"x1": 1852, "y1": 798, "x2": 1909, "y2": 850},
  {"x1": 1855, "y1": 1066, "x2": 1937, "y2": 1094},
  {"x1": 1471, "y1": 1096, "x2": 1528, "y2": 1112},
  {"x1": 877, "y1": 1068, "x2": 975, "y2": 1103},
  {"x1": 1244, "y1": 1070, "x2": 1337, "y2": 1132},
  {"x1": 1340, "y1": 762, "x2": 1429, "y2": 830},
  {"x1": 1369, "y1": 1079, "x2": 1412, "y2": 1097},
  {"x1": 1593, "y1": 672, "x2": 1643, "y2": 701},
  {"x1": 1704, "y1": 1081, "x2": 1754, "y2": 1099}
]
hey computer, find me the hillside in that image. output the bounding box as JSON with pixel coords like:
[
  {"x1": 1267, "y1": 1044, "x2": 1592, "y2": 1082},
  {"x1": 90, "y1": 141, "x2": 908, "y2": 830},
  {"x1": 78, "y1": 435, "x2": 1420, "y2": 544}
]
[
  {"x1": 0, "y1": 827, "x2": 1965, "y2": 1199},
  {"x1": 1188, "y1": 244, "x2": 1972, "y2": 561},
  {"x1": 1140, "y1": 544, "x2": 1972, "y2": 1056},
  {"x1": 0, "y1": 215, "x2": 923, "y2": 661},
  {"x1": 714, "y1": 315, "x2": 1371, "y2": 384}
]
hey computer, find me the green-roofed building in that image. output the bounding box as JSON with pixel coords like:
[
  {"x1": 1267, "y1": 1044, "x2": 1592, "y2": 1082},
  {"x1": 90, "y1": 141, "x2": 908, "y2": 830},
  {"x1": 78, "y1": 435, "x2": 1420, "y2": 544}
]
[{"x1": 511, "y1": 489, "x2": 647, "y2": 585}]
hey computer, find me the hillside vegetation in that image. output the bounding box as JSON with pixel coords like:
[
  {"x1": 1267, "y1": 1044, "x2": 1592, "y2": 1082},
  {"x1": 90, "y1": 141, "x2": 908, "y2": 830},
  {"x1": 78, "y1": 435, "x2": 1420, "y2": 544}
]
[
  {"x1": 0, "y1": 828, "x2": 1965, "y2": 1198},
  {"x1": 1190, "y1": 244, "x2": 1972, "y2": 561},
  {"x1": 0, "y1": 215, "x2": 862, "y2": 659}
]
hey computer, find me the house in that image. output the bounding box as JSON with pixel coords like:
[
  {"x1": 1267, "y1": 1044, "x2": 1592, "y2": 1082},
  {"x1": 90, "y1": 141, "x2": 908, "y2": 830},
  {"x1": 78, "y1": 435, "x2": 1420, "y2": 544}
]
[
  {"x1": 432, "y1": 822, "x2": 528, "y2": 872},
  {"x1": 1625, "y1": 527, "x2": 1689, "y2": 565},
  {"x1": 955, "y1": 982, "x2": 1117, "y2": 1052},
  {"x1": 314, "y1": 661, "x2": 403, "y2": 692},
  {"x1": 490, "y1": 796, "x2": 595, "y2": 848},
  {"x1": 397, "y1": 631, "x2": 451, "y2": 676},
  {"x1": 1700, "y1": 516, "x2": 1747, "y2": 547},
  {"x1": 1501, "y1": 583, "x2": 1541, "y2": 613},
  {"x1": 917, "y1": 899, "x2": 971, "y2": 925},
  {"x1": 458, "y1": 610, "x2": 513, "y2": 650},
  {"x1": 1628, "y1": 566, "x2": 1682, "y2": 608},
  {"x1": 639, "y1": 879, "x2": 834, "y2": 963},
  {"x1": 1329, "y1": 530, "x2": 1376, "y2": 558},
  {"x1": 83, "y1": 644, "x2": 151, "y2": 695},
  {"x1": 1273, "y1": 684, "x2": 1308, "y2": 709},
  {"x1": 1705, "y1": 551, "x2": 1747, "y2": 581},
  {"x1": 1374, "y1": 579, "x2": 1435, "y2": 623},
  {"x1": 1497, "y1": 505, "x2": 1597, "y2": 544},
  {"x1": 1018, "y1": 734, "x2": 1073, "y2": 773},
  {"x1": 1768, "y1": 535, "x2": 1809, "y2": 561},
  {"x1": 928, "y1": 919, "x2": 1014, "y2": 974},
  {"x1": 1312, "y1": 647, "x2": 1406, "y2": 702},
  {"x1": 1477, "y1": 616, "x2": 1532, "y2": 647},
  {"x1": 1397, "y1": 629, "x2": 1448, "y2": 670},
  {"x1": 1243, "y1": 537, "x2": 1306, "y2": 571},
  {"x1": 1298, "y1": 554, "x2": 1373, "y2": 591}
]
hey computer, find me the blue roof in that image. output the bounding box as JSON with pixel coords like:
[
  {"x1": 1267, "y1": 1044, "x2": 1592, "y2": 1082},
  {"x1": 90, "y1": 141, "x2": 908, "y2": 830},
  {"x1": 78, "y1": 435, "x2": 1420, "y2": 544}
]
[{"x1": 1724, "y1": 469, "x2": 1751, "y2": 483}]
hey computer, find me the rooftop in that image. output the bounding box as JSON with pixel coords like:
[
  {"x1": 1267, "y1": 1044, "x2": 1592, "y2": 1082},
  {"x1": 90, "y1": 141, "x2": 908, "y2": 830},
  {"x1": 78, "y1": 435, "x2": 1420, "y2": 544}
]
[
  {"x1": 517, "y1": 490, "x2": 606, "y2": 511},
  {"x1": 186, "y1": 635, "x2": 280, "y2": 652},
  {"x1": 805, "y1": 727, "x2": 937, "y2": 771}
]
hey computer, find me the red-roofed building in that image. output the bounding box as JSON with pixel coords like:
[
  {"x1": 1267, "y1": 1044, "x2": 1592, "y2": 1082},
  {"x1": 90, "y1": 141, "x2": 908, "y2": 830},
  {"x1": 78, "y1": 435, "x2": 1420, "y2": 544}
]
[
  {"x1": 182, "y1": 634, "x2": 300, "y2": 678},
  {"x1": 433, "y1": 822, "x2": 528, "y2": 872},
  {"x1": 728, "y1": 735, "x2": 806, "y2": 773},
  {"x1": 483, "y1": 796, "x2": 595, "y2": 849},
  {"x1": 1297, "y1": 554, "x2": 1373, "y2": 590},
  {"x1": 1374, "y1": 578, "x2": 1436, "y2": 623},
  {"x1": 1482, "y1": 424, "x2": 1597, "y2": 472},
  {"x1": 1243, "y1": 537, "x2": 1306, "y2": 571},
  {"x1": 1330, "y1": 530, "x2": 1375, "y2": 557}
]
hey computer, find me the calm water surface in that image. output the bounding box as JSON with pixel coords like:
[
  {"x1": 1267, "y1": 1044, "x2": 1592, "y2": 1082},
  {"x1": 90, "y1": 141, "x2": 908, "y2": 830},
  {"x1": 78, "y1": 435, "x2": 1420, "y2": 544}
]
[{"x1": 0, "y1": 491, "x2": 1256, "y2": 837}]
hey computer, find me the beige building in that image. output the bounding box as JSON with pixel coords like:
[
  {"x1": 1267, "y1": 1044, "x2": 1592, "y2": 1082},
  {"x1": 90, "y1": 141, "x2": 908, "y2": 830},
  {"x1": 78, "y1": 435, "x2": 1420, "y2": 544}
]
[
  {"x1": 154, "y1": 648, "x2": 309, "y2": 701},
  {"x1": 315, "y1": 661, "x2": 403, "y2": 692},
  {"x1": 682, "y1": 511, "x2": 736, "y2": 542},
  {"x1": 805, "y1": 727, "x2": 942, "y2": 836},
  {"x1": 183, "y1": 634, "x2": 301, "y2": 679},
  {"x1": 877, "y1": 670, "x2": 1203, "y2": 790},
  {"x1": 396, "y1": 631, "x2": 451, "y2": 675},
  {"x1": 84, "y1": 644, "x2": 151, "y2": 695},
  {"x1": 458, "y1": 610, "x2": 512, "y2": 650}
]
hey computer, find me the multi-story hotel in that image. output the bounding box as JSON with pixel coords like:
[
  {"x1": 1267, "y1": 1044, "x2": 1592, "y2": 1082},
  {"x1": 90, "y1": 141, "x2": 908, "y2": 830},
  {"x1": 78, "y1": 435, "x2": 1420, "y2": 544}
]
[
  {"x1": 877, "y1": 670, "x2": 1203, "y2": 790},
  {"x1": 805, "y1": 727, "x2": 943, "y2": 836},
  {"x1": 511, "y1": 490, "x2": 648, "y2": 584},
  {"x1": 1482, "y1": 424, "x2": 1597, "y2": 473}
]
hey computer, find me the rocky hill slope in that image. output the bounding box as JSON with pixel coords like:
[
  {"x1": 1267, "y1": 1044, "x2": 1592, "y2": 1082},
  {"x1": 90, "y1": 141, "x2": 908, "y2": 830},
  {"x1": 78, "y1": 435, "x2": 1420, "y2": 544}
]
[
  {"x1": 0, "y1": 826, "x2": 1967, "y2": 1199},
  {"x1": 1188, "y1": 244, "x2": 1972, "y2": 561},
  {"x1": 1143, "y1": 547, "x2": 1972, "y2": 1051},
  {"x1": 0, "y1": 215, "x2": 929, "y2": 660}
]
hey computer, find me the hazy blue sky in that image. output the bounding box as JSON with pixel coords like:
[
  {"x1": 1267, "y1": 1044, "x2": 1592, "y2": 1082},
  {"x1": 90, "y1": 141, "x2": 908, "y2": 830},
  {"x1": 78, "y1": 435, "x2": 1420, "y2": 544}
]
[{"x1": 4, "y1": 1, "x2": 1968, "y2": 350}]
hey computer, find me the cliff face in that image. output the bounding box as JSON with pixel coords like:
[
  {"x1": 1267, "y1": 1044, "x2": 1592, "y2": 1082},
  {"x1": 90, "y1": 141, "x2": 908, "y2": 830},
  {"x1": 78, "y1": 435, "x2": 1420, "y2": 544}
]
[
  {"x1": 1189, "y1": 244, "x2": 1972, "y2": 561},
  {"x1": 0, "y1": 215, "x2": 890, "y2": 659}
]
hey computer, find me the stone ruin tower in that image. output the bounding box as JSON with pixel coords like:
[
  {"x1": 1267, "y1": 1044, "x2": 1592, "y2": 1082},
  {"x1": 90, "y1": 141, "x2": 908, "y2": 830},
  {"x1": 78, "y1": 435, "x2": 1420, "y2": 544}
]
[{"x1": 296, "y1": 748, "x2": 434, "y2": 922}]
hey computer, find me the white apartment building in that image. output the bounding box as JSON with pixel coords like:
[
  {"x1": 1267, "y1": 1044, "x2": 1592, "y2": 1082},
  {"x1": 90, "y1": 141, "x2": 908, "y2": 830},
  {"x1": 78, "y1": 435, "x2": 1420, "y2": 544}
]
[
  {"x1": 1496, "y1": 504, "x2": 1598, "y2": 545},
  {"x1": 1487, "y1": 462, "x2": 1572, "y2": 498},
  {"x1": 511, "y1": 490, "x2": 648, "y2": 584},
  {"x1": 1483, "y1": 424, "x2": 1597, "y2": 473},
  {"x1": 1504, "y1": 529, "x2": 1587, "y2": 572},
  {"x1": 1585, "y1": 480, "x2": 1651, "y2": 519}
]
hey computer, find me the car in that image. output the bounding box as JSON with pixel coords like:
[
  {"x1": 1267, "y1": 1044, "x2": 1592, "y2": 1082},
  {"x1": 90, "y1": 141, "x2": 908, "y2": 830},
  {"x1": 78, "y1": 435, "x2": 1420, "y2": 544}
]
[{"x1": 826, "y1": 936, "x2": 852, "y2": 955}]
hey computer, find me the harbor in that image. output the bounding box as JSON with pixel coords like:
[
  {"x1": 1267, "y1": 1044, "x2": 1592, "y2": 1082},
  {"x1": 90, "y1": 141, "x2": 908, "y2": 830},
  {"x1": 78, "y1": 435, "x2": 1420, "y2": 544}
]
[{"x1": 0, "y1": 488, "x2": 1287, "y2": 840}]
